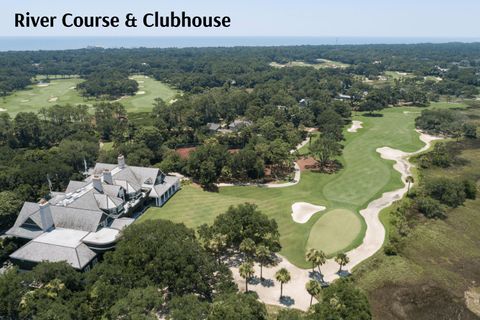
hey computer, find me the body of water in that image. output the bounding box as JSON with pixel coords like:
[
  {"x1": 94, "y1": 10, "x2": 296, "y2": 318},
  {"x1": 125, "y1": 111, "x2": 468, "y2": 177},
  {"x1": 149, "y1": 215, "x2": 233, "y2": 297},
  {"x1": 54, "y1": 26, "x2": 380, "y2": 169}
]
[{"x1": 0, "y1": 36, "x2": 479, "y2": 51}]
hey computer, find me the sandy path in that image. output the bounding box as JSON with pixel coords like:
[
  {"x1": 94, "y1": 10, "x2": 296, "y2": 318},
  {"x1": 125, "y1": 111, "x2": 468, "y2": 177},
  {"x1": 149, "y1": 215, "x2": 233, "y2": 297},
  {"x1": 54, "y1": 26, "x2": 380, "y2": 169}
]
[
  {"x1": 0, "y1": 108, "x2": 6, "y2": 112},
  {"x1": 230, "y1": 131, "x2": 442, "y2": 311},
  {"x1": 347, "y1": 120, "x2": 363, "y2": 133}
]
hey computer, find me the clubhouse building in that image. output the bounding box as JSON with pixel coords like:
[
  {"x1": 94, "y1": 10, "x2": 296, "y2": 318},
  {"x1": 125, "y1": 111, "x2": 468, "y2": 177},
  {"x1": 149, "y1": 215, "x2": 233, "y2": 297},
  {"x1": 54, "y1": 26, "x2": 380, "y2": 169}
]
[{"x1": 6, "y1": 155, "x2": 180, "y2": 271}]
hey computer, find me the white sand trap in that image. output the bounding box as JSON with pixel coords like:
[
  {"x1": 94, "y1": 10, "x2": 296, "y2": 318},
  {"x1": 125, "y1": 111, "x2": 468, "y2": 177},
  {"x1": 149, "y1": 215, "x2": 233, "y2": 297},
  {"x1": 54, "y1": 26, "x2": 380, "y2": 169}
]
[
  {"x1": 20, "y1": 99, "x2": 30, "y2": 103},
  {"x1": 403, "y1": 111, "x2": 420, "y2": 114},
  {"x1": 291, "y1": 202, "x2": 326, "y2": 223},
  {"x1": 69, "y1": 86, "x2": 75, "y2": 90},
  {"x1": 136, "y1": 91, "x2": 146, "y2": 95},
  {"x1": 48, "y1": 97, "x2": 58, "y2": 102},
  {"x1": 347, "y1": 120, "x2": 363, "y2": 133},
  {"x1": 137, "y1": 80, "x2": 144, "y2": 83},
  {"x1": 37, "y1": 83, "x2": 49, "y2": 87},
  {"x1": 169, "y1": 99, "x2": 178, "y2": 104},
  {"x1": 0, "y1": 108, "x2": 7, "y2": 112}
]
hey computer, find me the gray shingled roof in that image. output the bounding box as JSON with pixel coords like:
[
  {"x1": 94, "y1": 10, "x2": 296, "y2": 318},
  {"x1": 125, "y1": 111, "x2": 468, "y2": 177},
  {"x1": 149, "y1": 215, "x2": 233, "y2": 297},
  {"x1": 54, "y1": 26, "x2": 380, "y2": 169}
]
[
  {"x1": 10, "y1": 230, "x2": 96, "y2": 270},
  {"x1": 50, "y1": 207, "x2": 104, "y2": 232},
  {"x1": 65, "y1": 181, "x2": 89, "y2": 193},
  {"x1": 151, "y1": 175, "x2": 179, "y2": 198},
  {"x1": 130, "y1": 166, "x2": 159, "y2": 185},
  {"x1": 109, "y1": 218, "x2": 135, "y2": 230},
  {"x1": 92, "y1": 163, "x2": 116, "y2": 175},
  {"x1": 102, "y1": 184, "x2": 122, "y2": 198},
  {"x1": 93, "y1": 193, "x2": 123, "y2": 210},
  {"x1": 5, "y1": 203, "x2": 43, "y2": 239}
]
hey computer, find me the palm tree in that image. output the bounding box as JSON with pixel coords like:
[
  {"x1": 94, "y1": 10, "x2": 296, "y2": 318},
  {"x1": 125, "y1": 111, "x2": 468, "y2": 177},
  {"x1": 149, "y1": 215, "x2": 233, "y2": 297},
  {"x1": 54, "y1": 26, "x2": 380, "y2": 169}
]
[
  {"x1": 335, "y1": 253, "x2": 350, "y2": 273},
  {"x1": 315, "y1": 250, "x2": 327, "y2": 275},
  {"x1": 305, "y1": 249, "x2": 327, "y2": 275},
  {"x1": 239, "y1": 261, "x2": 254, "y2": 292},
  {"x1": 275, "y1": 268, "x2": 291, "y2": 299},
  {"x1": 240, "y1": 238, "x2": 256, "y2": 261},
  {"x1": 305, "y1": 248, "x2": 318, "y2": 273},
  {"x1": 305, "y1": 280, "x2": 322, "y2": 306},
  {"x1": 256, "y1": 244, "x2": 271, "y2": 280},
  {"x1": 406, "y1": 176, "x2": 414, "y2": 195}
]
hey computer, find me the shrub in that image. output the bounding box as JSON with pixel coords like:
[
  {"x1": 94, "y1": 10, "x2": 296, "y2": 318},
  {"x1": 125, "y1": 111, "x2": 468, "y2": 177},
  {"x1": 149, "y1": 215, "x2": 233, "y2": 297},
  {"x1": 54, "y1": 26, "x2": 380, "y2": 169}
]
[
  {"x1": 463, "y1": 123, "x2": 477, "y2": 139},
  {"x1": 423, "y1": 178, "x2": 466, "y2": 207},
  {"x1": 417, "y1": 143, "x2": 453, "y2": 168},
  {"x1": 463, "y1": 180, "x2": 477, "y2": 200},
  {"x1": 415, "y1": 196, "x2": 447, "y2": 219}
]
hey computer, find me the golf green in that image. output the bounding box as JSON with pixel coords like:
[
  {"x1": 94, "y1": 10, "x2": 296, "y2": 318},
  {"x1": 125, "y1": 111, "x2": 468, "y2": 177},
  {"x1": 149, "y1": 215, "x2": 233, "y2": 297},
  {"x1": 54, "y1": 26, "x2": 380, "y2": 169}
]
[{"x1": 306, "y1": 209, "x2": 361, "y2": 256}]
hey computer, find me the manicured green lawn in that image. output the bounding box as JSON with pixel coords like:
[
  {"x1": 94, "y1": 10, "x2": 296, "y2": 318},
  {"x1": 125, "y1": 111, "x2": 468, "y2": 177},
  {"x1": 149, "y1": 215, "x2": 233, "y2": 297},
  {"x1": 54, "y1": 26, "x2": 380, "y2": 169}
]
[
  {"x1": 306, "y1": 209, "x2": 362, "y2": 256},
  {"x1": 140, "y1": 106, "x2": 430, "y2": 268},
  {"x1": 0, "y1": 75, "x2": 179, "y2": 116}
]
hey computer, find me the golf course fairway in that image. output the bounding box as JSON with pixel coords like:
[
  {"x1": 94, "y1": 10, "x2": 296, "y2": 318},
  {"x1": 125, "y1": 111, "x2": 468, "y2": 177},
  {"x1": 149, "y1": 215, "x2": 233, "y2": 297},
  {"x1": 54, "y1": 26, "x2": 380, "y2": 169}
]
[{"x1": 140, "y1": 105, "x2": 447, "y2": 268}]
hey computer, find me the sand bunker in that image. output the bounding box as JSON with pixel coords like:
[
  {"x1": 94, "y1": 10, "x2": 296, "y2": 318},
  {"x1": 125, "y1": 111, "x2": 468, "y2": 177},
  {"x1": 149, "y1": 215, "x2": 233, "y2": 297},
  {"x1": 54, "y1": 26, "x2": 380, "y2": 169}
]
[
  {"x1": 169, "y1": 99, "x2": 178, "y2": 104},
  {"x1": 347, "y1": 120, "x2": 363, "y2": 133},
  {"x1": 136, "y1": 91, "x2": 146, "y2": 95},
  {"x1": 137, "y1": 80, "x2": 144, "y2": 83},
  {"x1": 0, "y1": 108, "x2": 7, "y2": 112},
  {"x1": 69, "y1": 86, "x2": 75, "y2": 90},
  {"x1": 37, "y1": 83, "x2": 49, "y2": 87},
  {"x1": 20, "y1": 99, "x2": 30, "y2": 103},
  {"x1": 291, "y1": 202, "x2": 326, "y2": 223},
  {"x1": 48, "y1": 97, "x2": 58, "y2": 102}
]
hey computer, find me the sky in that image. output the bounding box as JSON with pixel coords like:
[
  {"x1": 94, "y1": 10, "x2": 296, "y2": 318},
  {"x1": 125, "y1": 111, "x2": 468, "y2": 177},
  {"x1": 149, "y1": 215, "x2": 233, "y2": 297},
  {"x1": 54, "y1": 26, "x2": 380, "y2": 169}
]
[{"x1": 1, "y1": 0, "x2": 479, "y2": 38}]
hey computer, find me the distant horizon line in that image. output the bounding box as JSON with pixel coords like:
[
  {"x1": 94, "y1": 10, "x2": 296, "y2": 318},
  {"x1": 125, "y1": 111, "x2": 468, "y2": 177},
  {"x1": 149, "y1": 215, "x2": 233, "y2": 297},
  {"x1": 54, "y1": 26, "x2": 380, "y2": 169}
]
[
  {"x1": 2, "y1": 35, "x2": 480, "y2": 39},
  {"x1": 1, "y1": 36, "x2": 479, "y2": 52}
]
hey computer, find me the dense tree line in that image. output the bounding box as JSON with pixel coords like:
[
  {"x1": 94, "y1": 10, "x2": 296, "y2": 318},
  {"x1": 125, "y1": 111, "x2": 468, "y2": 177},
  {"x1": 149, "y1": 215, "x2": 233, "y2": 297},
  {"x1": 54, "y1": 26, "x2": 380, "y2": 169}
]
[
  {"x1": 77, "y1": 70, "x2": 138, "y2": 98},
  {"x1": 415, "y1": 108, "x2": 476, "y2": 138},
  {"x1": 0, "y1": 43, "x2": 479, "y2": 97}
]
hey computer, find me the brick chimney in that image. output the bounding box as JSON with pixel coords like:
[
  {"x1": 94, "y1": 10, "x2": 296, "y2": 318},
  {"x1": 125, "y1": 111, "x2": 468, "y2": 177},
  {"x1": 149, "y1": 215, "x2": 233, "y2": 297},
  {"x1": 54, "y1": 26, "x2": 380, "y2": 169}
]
[
  {"x1": 118, "y1": 154, "x2": 126, "y2": 169},
  {"x1": 92, "y1": 175, "x2": 103, "y2": 192},
  {"x1": 103, "y1": 169, "x2": 113, "y2": 185},
  {"x1": 38, "y1": 199, "x2": 54, "y2": 231}
]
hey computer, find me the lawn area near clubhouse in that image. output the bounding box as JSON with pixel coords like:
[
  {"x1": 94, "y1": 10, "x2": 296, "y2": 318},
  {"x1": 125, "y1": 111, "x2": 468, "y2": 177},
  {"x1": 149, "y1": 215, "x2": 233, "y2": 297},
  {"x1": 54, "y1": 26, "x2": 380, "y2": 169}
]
[
  {"x1": 140, "y1": 106, "x2": 432, "y2": 268},
  {"x1": 0, "y1": 75, "x2": 179, "y2": 115}
]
